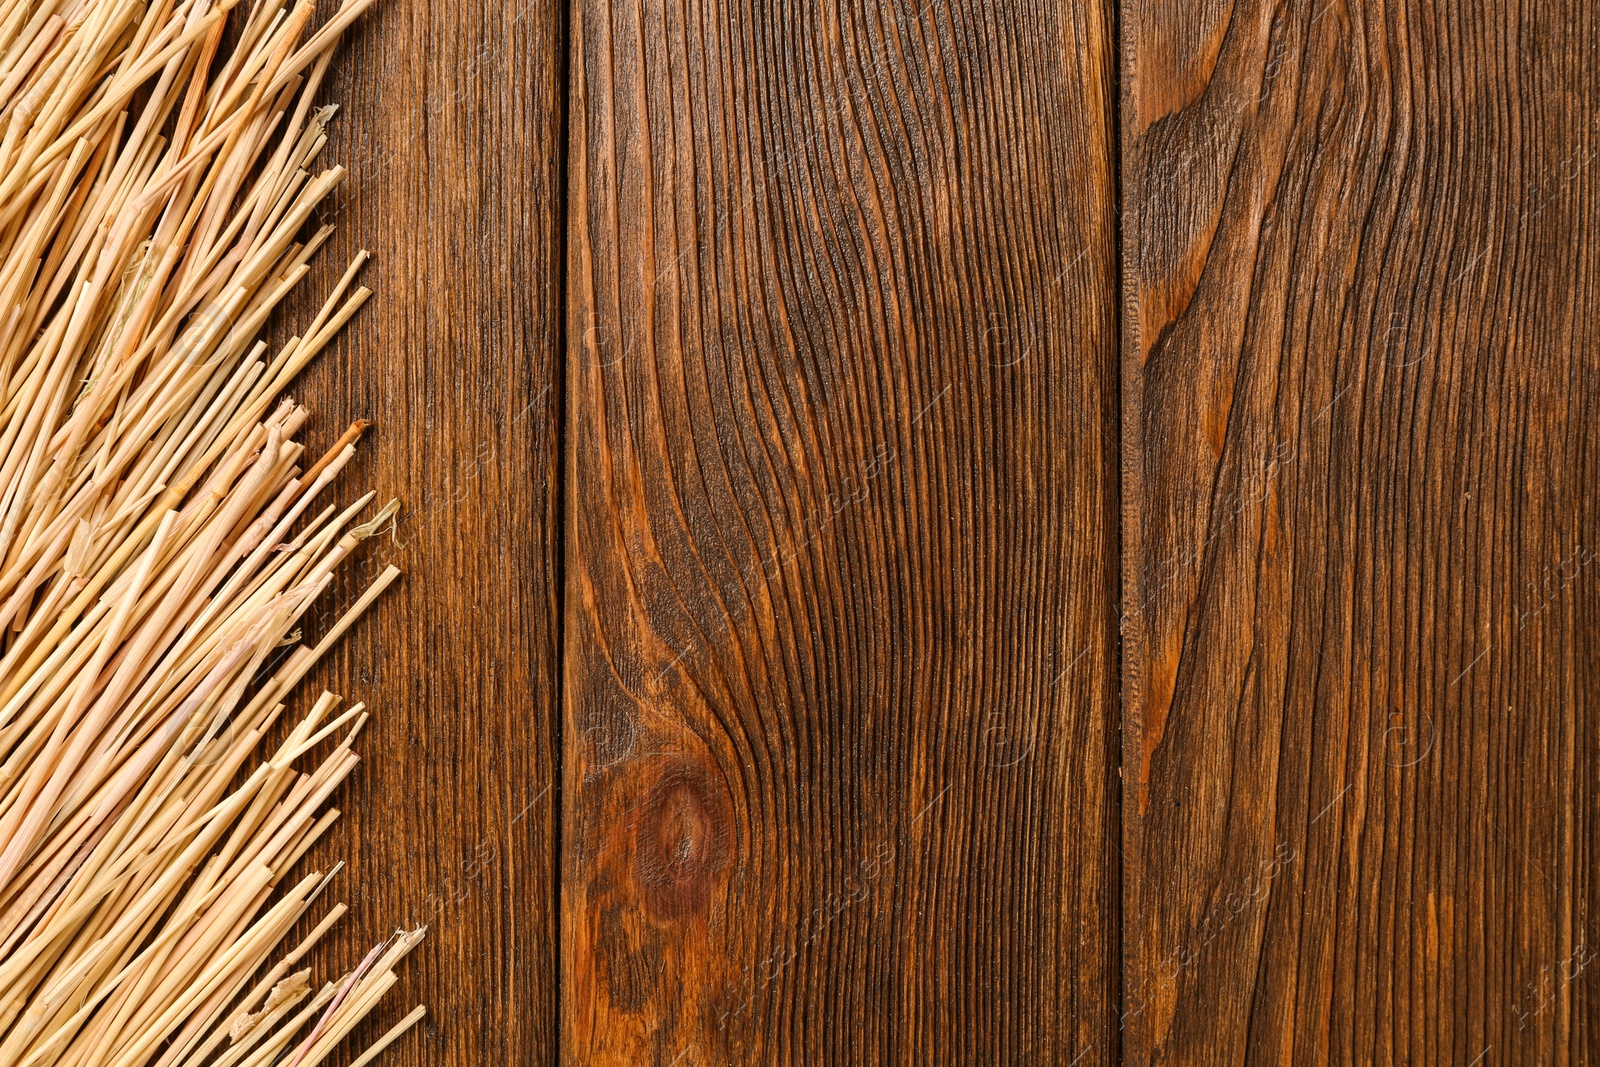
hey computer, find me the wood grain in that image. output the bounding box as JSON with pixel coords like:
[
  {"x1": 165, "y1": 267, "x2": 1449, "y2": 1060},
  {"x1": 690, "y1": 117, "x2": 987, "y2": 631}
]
[
  {"x1": 208, "y1": 0, "x2": 1600, "y2": 1060},
  {"x1": 273, "y1": 1, "x2": 566, "y2": 1063},
  {"x1": 562, "y1": 0, "x2": 1119, "y2": 1063},
  {"x1": 1121, "y1": 0, "x2": 1600, "y2": 1062}
]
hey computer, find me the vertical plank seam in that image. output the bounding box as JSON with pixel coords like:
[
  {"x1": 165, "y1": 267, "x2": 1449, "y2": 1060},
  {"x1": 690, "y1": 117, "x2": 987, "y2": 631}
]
[
  {"x1": 554, "y1": 0, "x2": 575, "y2": 1060},
  {"x1": 1114, "y1": 0, "x2": 1139, "y2": 1058}
]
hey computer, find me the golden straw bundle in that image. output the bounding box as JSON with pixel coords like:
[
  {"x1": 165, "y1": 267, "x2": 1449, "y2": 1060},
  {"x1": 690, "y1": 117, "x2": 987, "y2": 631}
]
[{"x1": 0, "y1": 0, "x2": 426, "y2": 1063}]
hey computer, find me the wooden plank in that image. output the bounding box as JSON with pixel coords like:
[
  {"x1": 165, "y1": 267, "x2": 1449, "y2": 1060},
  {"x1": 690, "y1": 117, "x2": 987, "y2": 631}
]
[
  {"x1": 1121, "y1": 0, "x2": 1600, "y2": 1062},
  {"x1": 563, "y1": 0, "x2": 1118, "y2": 1062},
  {"x1": 278, "y1": 1, "x2": 566, "y2": 1062}
]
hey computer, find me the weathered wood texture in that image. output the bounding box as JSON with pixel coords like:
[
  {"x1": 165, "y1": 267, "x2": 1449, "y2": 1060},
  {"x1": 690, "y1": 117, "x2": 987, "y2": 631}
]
[
  {"x1": 563, "y1": 0, "x2": 1119, "y2": 1063},
  {"x1": 276, "y1": 1, "x2": 566, "y2": 1062},
  {"x1": 1121, "y1": 0, "x2": 1600, "y2": 1063}
]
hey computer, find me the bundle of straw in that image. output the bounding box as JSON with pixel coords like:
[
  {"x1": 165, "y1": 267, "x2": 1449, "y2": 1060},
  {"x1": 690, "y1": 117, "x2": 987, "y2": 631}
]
[{"x1": 0, "y1": 0, "x2": 427, "y2": 1063}]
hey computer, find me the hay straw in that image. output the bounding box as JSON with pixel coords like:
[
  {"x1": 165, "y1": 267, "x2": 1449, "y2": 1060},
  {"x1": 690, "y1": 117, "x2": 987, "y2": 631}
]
[{"x1": 0, "y1": 0, "x2": 425, "y2": 1062}]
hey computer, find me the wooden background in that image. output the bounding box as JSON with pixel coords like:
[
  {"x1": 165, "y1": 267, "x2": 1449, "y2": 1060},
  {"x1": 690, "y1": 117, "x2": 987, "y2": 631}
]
[
  {"x1": 284, "y1": 0, "x2": 565, "y2": 1063},
  {"x1": 273, "y1": 0, "x2": 1597, "y2": 1062}
]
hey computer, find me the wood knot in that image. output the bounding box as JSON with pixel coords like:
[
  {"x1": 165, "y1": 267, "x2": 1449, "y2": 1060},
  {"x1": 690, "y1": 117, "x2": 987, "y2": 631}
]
[{"x1": 633, "y1": 760, "x2": 729, "y2": 923}]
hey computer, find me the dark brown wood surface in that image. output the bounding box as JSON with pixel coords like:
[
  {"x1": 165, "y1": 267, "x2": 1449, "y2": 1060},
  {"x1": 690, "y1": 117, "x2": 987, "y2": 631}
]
[
  {"x1": 1121, "y1": 0, "x2": 1600, "y2": 1063},
  {"x1": 279, "y1": 0, "x2": 566, "y2": 1063},
  {"x1": 235, "y1": 0, "x2": 1600, "y2": 1061},
  {"x1": 562, "y1": 0, "x2": 1119, "y2": 1063}
]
